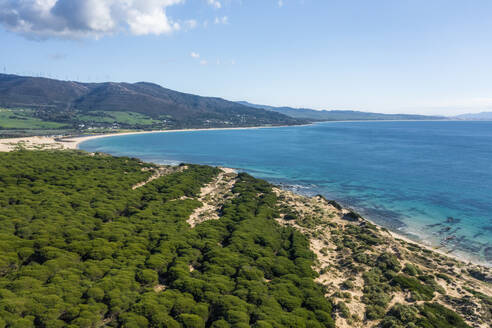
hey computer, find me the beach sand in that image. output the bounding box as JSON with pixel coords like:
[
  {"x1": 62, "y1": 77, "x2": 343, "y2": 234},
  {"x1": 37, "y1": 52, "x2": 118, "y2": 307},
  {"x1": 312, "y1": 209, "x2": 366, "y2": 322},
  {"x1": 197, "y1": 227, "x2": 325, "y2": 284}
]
[
  {"x1": 272, "y1": 188, "x2": 491, "y2": 327},
  {"x1": 0, "y1": 126, "x2": 286, "y2": 152},
  {"x1": 0, "y1": 136, "x2": 75, "y2": 152}
]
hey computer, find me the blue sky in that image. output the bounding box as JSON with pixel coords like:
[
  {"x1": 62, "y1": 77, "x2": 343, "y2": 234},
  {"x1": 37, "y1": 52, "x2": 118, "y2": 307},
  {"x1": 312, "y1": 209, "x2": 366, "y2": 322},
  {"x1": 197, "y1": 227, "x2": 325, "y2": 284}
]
[{"x1": 1, "y1": 0, "x2": 491, "y2": 115}]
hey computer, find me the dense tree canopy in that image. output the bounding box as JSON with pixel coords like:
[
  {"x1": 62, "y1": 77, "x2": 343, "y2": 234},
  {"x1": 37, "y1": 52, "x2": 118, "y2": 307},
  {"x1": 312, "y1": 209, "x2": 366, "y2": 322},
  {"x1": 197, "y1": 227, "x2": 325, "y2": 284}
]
[{"x1": 0, "y1": 151, "x2": 334, "y2": 328}]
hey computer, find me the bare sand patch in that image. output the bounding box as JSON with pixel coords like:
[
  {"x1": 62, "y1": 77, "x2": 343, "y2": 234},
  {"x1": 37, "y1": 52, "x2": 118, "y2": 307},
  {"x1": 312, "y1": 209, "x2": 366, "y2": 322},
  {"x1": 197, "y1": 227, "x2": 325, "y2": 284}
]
[
  {"x1": 273, "y1": 187, "x2": 492, "y2": 328},
  {"x1": 187, "y1": 168, "x2": 237, "y2": 228}
]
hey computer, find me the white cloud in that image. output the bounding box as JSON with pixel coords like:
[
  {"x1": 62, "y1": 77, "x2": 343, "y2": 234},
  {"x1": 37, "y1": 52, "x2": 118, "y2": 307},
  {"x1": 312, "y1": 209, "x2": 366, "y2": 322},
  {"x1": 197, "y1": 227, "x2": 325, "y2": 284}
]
[
  {"x1": 214, "y1": 16, "x2": 228, "y2": 24},
  {"x1": 278, "y1": 0, "x2": 284, "y2": 8},
  {"x1": 190, "y1": 52, "x2": 200, "y2": 59},
  {"x1": 0, "y1": 0, "x2": 186, "y2": 38},
  {"x1": 200, "y1": 59, "x2": 208, "y2": 65},
  {"x1": 207, "y1": 0, "x2": 222, "y2": 9}
]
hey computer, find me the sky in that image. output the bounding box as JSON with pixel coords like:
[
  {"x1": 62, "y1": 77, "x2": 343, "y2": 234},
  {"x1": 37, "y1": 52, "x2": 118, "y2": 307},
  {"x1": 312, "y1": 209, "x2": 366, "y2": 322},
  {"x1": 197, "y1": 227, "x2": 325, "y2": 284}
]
[{"x1": 0, "y1": 0, "x2": 491, "y2": 115}]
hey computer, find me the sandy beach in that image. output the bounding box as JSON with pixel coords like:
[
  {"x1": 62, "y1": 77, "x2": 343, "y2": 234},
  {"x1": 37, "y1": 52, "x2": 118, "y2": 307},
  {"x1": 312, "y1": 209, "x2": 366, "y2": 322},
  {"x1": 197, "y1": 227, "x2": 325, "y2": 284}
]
[{"x1": 0, "y1": 126, "x2": 286, "y2": 152}]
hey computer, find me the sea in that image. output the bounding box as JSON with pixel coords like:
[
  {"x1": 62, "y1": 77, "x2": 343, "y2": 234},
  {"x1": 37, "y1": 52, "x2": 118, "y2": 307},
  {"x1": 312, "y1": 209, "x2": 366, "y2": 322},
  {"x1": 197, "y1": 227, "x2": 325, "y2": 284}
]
[{"x1": 79, "y1": 121, "x2": 492, "y2": 265}]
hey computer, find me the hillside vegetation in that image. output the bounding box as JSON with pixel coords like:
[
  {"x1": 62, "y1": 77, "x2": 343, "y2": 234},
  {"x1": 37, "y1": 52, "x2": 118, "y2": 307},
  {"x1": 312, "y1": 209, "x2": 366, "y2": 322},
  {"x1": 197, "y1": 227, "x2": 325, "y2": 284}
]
[
  {"x1": 0, "y1": 151, "x2": 333, "y2": 328},
  {"x1": 0, "y1": 108, "x2": 68, "y2": 130},
  {"x1": 0, "y1": 151, "x2": 489, "y2": 327},
  {"x1": 0, "y1": 74, "x2": 303, "y2": 134},
  {"x1": 274, "y1": 189, "x2": 491, "y2": 328}
]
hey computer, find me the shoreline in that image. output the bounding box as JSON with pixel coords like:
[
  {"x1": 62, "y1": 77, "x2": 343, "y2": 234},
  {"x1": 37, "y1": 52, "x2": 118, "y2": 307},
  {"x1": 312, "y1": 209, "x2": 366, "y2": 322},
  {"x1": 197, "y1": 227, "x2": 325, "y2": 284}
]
[
  {"x1": 361, "y1": 212, "x2": 491, "y2": 268},
  {"x1": 278, "y1": 185, "x2": 491, "y2": 268},
  {"x1": 337, "y1": 205, "x2": 489, "y2": 267},
  {"x1": 313, "y1": 194, "x2": 491, "y2": 269},
  {"x1": 0, "y1": 124, "x2": 310, "y2": 152},
  {"x1": 387, "y1": 224, "x2": 490, "y2": 268},
  {"x1": 274, "y1": 186, "x2": 491, "y2": 328},
  {"x1": 70, "y1": 125, "x2": 304, "y2": 149},
  {"x1": 275, "y1": 186, "x2": 492, "y2": 271},
  {"x1": 0, "y1": 119, "x2": 486, "y2": 151},
  {"x1": 342, "y1": 207, "x2": 490, "y2": 268},
  {"x1": 1, "y1": 124, "x2": 489, "y2": 268}
]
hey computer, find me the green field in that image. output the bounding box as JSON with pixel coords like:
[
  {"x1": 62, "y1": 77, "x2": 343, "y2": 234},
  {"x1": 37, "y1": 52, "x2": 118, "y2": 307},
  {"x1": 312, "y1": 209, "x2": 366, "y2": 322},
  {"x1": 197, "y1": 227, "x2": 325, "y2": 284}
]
[
  {"x1": 76, "y1": 111, "x2": 160, "y2": 125},
  {"x1": 0, "y1": 108, "x2": 68, "y2": 129},
  {"x1": 0, "y1": 109, "x2": 163, "y2": 137}
]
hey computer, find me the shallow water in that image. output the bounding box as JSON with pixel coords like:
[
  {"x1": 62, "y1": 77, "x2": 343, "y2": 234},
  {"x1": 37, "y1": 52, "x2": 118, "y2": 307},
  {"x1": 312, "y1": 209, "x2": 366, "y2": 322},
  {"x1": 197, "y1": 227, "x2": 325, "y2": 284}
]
[{"x1": 80, "y1": 121, "x2": 492, "y2": 265}]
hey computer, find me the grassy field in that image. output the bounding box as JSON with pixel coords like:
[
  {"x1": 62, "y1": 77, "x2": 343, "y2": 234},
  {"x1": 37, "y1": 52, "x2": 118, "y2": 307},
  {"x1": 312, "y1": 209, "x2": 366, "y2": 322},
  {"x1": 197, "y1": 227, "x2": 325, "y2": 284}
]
[
  {"x1": 76, "y1": 111, "x2": 159, "y2": 125},
  {"x1": 0, "y1": 108, "x2": 68, "y2": 129},
  {"x1": 0, "y1": 108, "x2": 164, "y2": 138}
]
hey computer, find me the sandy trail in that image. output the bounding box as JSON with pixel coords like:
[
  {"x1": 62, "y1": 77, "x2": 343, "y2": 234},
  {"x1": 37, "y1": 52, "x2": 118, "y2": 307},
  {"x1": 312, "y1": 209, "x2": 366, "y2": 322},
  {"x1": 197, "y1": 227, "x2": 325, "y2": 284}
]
[
  {"x1": 131, "y1": 166, "x2": 188, "y2": 190},
  {"x1": 187, "y1": 168, "x2": 237, "y2": 228}
]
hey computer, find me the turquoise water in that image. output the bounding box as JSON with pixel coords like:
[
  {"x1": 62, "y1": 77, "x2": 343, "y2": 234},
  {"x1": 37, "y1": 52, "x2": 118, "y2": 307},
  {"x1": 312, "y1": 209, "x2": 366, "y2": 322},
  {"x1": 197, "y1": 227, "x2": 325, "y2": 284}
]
[{"x1": 80, "y1": 121, "x2": 492, "y2": 265}]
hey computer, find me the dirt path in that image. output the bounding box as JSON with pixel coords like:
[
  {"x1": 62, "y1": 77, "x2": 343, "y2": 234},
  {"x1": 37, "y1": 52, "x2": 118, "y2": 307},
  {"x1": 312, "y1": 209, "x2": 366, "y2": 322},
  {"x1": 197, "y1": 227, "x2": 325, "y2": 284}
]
[
  {"x1": 187, "y1": 168, "x2": 237, "y2": 228},
  {"x1": 132, "y1": 165, "x2": 188, "y2": 190}
]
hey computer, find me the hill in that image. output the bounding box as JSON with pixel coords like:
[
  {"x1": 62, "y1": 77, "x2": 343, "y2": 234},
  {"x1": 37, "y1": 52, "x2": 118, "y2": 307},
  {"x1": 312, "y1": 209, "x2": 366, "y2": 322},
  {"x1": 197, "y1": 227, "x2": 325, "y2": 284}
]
[
  {"x1": 453, "y1": 112, "x2": 492, "y2": 121},
  {"x1": 0, "y1": 150, "x2": 489, "y2": 327},
  {"x1": 0, "y1": 74, "x2": 304, "y2": 133},
  {"x1": 0, "y1": 151, "x2": 334, "y2": 328},
  {"x1": 238, "y1": 101, "x2": 446, "y2": 121}
]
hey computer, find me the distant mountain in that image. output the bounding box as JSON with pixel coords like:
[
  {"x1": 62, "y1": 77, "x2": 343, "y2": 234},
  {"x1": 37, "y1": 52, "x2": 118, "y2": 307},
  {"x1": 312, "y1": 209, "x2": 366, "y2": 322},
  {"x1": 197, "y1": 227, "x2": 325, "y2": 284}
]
[
  {"x1": 453, "y1": 112, "x2": 492, "y2": 121},
  {"x1": 0, "y1": 74, "x2": 304, "y2": 129},
  {"x1": 238, "y1": 101, "x2": 446, "y2": 121}
]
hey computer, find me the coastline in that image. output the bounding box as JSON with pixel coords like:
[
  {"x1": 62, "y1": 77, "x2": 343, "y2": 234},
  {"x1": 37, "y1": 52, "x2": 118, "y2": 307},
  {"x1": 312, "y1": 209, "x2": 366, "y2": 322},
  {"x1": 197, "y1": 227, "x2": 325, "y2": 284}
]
[
  {"x1": 388, "y1": 225, "x2": 488, "y2": 267},
  {"x1": 356, "y1": 208, "x2": 490, "y2": 268},
  {"x1": 0, "y1": 124, "x2": 308, "y2": 152},
  {"x1": 329, "y1": 203, "x2": 488, "y2": 267},
  {"x1": 1, "y1": 120, "x2": 489, "y2": 152},
  {"x1": 273, "y1": 187, "x2": 491, "y2": 328},
  {"x1": 313, "y1": 195, "x2": 490, "y2": 269},
  {"x1": 0, "y1": 120, "x2": 484, "y2": 151},
  {"x1": 1, "y1": 151, "x2": 490, "y2": 327},
  {"x1": 277, "y1": 186, "x2": 491, "y2": 268},
  {"x1": 70, "y1": 125, "x2": 300, "y2": 149},
  {"x1": 1, "y1": 124, "x2": 489, "y2": 268},
  {"x1": 360, "y1": 211, "x2": 491, "y2": 268}
]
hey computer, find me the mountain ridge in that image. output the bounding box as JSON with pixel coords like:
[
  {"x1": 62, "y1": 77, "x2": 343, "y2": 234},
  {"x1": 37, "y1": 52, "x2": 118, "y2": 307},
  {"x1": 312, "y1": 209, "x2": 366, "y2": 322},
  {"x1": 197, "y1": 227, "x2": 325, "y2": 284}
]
[
  {"x1": 0, "y1": 74, "x2": 304, "y2": 129},
  {"x1": 237, "y1": 101, "x2": 447, "y2": 121},
  {"x1": 453, "y1": 112, "x2": 492, "y2": 121}
]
